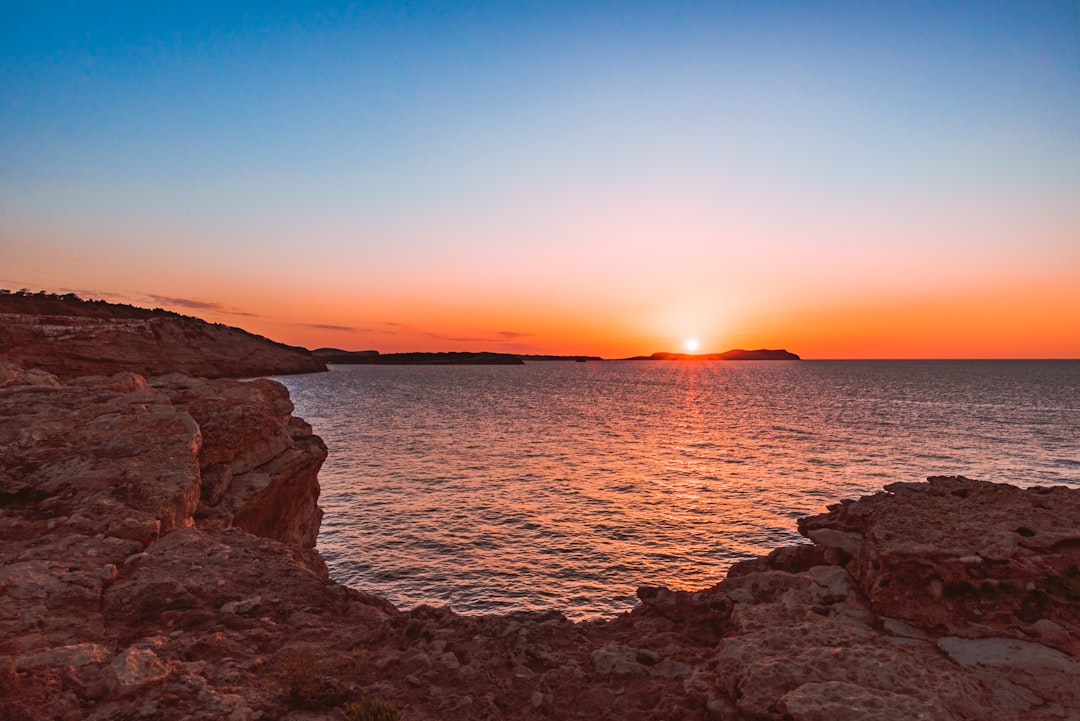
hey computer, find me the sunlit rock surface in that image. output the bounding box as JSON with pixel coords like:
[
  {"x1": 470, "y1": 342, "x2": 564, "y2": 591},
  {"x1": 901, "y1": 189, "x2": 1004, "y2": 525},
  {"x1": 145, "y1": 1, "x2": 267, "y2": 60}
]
[
  {"x1": 1, "y1": 361, "x2": 1077, "y2": 720},
  {"x1": 801, "y1": 475, "x2": 1080, "y2": 656},
  {"x1": 0, "y1": 311, "x2": 325, "y2": 379}
]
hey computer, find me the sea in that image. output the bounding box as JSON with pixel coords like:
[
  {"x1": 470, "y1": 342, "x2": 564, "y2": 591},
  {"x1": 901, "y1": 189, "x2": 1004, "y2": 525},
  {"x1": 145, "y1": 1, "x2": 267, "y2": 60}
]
[{"x1": 274, "y1": 360, "x2": 1079, "y2": 620}]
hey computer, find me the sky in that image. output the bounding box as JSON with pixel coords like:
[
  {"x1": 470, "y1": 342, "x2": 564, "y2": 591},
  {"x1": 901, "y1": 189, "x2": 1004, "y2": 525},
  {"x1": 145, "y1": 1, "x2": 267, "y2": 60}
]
[{"x1": 2, "y1": 1, "x2": 1078, "y2": 358}]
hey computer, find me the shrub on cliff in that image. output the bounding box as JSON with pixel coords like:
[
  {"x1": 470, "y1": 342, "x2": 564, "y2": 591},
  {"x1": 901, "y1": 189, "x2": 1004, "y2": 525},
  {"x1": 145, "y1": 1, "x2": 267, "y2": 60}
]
[
  {"x1": 343, "y1": 698, "x2": 403, "y2": 721},
  {"x1": 272, "y1": 646, "x2": 366, "y2": 710}
]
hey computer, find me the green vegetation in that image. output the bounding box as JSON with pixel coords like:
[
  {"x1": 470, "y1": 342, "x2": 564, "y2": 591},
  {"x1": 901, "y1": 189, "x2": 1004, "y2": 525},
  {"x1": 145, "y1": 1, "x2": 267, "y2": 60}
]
[
  {"x1": 342, "y1": 698, "x2": 403, "y2": 721},
  {"x1": 272, "y1": 647, "x2": 366, "y2": 710}
]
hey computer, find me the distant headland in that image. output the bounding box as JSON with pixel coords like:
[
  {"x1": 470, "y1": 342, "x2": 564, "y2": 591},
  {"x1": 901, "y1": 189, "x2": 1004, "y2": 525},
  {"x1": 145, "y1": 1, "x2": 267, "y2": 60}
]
[
  {"x1": 624, "y1": 349, "x2": 800, "y2": 361},
  {"x1": 0, "y1": 291, "x2": 798, "y2": 368},
  {"x1": 0, "y1": 289, "x2": 326, "y2": 378},
  {"x1": 314, "y1": 348, "x2": 799, "y2": 364},
  {"x1": 313, "y1": 349, "x2": 605, "y2": 364},
  {"x1": 313, "y1": 349, "x2": 525, "y2": 365}
]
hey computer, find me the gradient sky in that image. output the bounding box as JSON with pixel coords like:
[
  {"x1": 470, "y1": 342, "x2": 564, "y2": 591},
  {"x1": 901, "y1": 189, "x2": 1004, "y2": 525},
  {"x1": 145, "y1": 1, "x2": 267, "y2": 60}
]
[{"x1": 2, "y1": 1, "x2": 1078, "y2": 358}]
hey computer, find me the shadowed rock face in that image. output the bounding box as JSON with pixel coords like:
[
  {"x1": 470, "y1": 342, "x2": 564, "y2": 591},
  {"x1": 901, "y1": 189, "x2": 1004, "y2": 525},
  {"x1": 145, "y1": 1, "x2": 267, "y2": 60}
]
[
  {"x1": 0, "y1": 312, "x2": 326, "y2": 379},
  {"x1": 1, "y1": 362, "x2": 1077, "y2": 721},
  {"x1": 149, "y1": 374, "x2": 326, "y2": 547}
]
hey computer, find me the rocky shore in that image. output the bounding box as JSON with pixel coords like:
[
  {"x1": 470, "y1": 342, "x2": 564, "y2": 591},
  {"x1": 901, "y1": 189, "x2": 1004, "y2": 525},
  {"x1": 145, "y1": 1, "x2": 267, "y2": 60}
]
[{"x1": 2, "y1": 361, "x2": 1078, "y2": 720}]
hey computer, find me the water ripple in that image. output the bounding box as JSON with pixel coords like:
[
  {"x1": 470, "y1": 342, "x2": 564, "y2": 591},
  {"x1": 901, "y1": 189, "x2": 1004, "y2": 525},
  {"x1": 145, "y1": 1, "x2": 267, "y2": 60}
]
[{"x1": 277, "y1": 359, "x2": 1080, "y2": 620}]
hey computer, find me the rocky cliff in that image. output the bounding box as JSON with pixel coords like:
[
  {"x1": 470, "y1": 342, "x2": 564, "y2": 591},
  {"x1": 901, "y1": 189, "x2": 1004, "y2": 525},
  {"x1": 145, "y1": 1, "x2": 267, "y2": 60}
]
[
  {"x1": 2, "y1": 361, "x2": 1077, "y2": 721},
  {"x1": 0, "y1": 293, "x2": 325, "y2": 379}
]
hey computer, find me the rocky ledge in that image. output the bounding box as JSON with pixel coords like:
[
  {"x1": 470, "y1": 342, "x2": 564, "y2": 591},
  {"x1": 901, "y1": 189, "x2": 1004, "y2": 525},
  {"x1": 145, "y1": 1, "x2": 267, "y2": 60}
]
[
  {"x1": 2, "y1": 362, "x2": 1078, "y2": 721},
  {"x1": 0, "y1": 292, "x2": 325, "y2": 379}
]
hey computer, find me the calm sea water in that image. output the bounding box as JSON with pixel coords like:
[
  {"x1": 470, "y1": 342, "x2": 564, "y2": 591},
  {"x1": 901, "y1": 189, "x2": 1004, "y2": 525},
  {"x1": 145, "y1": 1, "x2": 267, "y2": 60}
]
[{"x1": 275, "y1": 360, "x2": 1079, "y2": 620}]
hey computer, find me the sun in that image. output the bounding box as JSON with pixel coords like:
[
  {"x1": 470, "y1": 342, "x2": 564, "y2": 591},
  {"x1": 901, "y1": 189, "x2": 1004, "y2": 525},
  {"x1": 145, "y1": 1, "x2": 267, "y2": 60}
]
[{"x1": 684, "y1": 338, "x2": 700, "y2": 352}]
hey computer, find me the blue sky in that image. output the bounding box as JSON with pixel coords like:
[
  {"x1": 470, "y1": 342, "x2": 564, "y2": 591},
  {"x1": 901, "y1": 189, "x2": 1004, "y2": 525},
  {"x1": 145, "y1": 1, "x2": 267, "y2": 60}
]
[{"x1": 2, "y1": 1, "x2": 1078, "y2": 356}]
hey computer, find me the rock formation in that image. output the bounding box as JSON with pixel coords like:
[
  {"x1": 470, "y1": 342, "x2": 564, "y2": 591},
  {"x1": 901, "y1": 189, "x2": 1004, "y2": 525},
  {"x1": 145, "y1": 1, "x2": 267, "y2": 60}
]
[
  {"x1": 0, "y1": 292, "x2": 325, "y2": 379},
  {"x1": 1, "y1": 360, "x2": 1077, "y2": 720}
]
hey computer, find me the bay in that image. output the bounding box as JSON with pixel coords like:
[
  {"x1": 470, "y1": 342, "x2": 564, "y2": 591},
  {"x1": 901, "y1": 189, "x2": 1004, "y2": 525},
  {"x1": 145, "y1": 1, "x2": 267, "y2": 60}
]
[{"x1": 275, "y1": 360, "x2": 1079, "y2": 620}]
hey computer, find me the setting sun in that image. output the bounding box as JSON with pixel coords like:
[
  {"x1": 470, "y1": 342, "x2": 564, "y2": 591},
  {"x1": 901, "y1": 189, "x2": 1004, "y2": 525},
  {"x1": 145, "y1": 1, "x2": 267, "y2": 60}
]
[{"x1": 1, "y1": 4, "x2": 1079, "y2": 720}]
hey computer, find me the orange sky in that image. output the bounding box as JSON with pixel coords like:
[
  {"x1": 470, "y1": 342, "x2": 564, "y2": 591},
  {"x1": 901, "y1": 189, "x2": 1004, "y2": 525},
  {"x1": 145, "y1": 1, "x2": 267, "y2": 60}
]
[
  {"x1": 3, "y1": 198, "x2": 1078, "y2": 358},
  {"x1": 262, "y1": 279, "x2": 1080, "y2": 359},
  {"x1": 7, "y1": 251, "x2": 1076, "y2": 359},
  {"x1": 3, "y1": 3, "x2": 1079, "y2": 359}
]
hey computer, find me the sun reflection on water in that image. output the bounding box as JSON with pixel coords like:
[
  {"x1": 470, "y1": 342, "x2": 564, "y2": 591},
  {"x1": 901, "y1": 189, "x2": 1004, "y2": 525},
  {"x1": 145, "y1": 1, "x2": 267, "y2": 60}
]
[{"x1": 276, "y1": 360, "x2": 1079, "y2": 619}]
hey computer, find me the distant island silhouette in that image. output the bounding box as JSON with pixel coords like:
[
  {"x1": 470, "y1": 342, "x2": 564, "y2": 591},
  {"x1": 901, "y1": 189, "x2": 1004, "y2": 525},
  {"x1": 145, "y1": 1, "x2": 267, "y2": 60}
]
[
  {"x1": 312, "y1": 350, "x2": 606, "y2": 365},
  {"x1": 313, "y1": 349, "x2": 525, "y2": 365},
  {"x1": 520, "y1": 353, "x2": 604, "y2": 362},
  {"x1": 313, "y1": 348, "x2": 798, "y2": 364},
  {"x1": 623, "y1": 349, "x2": 800, "y2": 361}
]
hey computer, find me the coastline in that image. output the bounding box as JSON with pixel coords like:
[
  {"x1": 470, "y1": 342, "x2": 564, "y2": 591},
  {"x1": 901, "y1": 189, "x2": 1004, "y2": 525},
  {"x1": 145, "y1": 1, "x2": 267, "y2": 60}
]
[
  {"x1": 0, "y1": 306, "x2": 326, "y2": 379},
  {"x1": 2, "y1": 361, "x2": 1078, "y2": 719}
]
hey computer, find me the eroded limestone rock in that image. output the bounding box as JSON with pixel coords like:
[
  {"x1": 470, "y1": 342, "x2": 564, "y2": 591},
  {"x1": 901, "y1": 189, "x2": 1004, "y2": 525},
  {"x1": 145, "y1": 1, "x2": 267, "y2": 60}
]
[
  {"x1": 152, "y1": 374, "x2": 327, "y2": 547},
  {"x1": 1, "y1": 370, "x2": 1077, "y2": 721},
  {"x1": 0, "y1": 363, "x2": 332, "y2": 720},
  {"x1": 800, "y1": 475, "x2": 1080, "y2": 655},
  {"x1": 0, "y1": 308, "x2": 326, "y2": 379}
]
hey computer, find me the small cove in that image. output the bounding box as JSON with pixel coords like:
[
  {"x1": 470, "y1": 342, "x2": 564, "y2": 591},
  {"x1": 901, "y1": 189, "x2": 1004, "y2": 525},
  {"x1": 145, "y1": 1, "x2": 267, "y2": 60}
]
[{"x1": 277, "y1": 359, "x2": 1080, "y2": 620}]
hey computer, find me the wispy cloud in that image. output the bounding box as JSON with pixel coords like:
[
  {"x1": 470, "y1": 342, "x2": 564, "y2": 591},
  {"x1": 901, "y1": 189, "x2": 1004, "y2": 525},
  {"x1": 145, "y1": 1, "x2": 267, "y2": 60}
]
[
  {"x1": 61, "y1": 288, "x2": 131, "y2": 302},
  {"x1": 372, "y1": 322, "x2": 533, "y2": 346},
  {"x1": 138, "y1": 293, "x2": 261, "y2": 318},
  {"x1": 307, "y1": 323, "x2": 358, "y2": 332},
  {"x1": 0, "y1": 286, "x2": 265, "y2": 320},
  {"x1": 0, "y1": 284, "x2": 131, "y2": 303},
  {"x1": 144, "y1": 294, "x2": 224, "y2": 312}
]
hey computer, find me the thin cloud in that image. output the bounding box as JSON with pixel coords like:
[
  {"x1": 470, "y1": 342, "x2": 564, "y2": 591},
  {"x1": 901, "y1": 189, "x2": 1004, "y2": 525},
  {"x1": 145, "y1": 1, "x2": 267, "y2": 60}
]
[
  {"x1": 0, "y1": 279, "x2": 36, "y2": 290},
  {"x1": 144, "y1": 294, "x2": 225, "y2": 312},
  {"x1": 0, "y1": 284, "x2": 130, "y2": 303},
  {"x1": 59, "y1": 287, "x2": 130, "y2": 302},
  {"x1": 378, "y1": 323, "x2": 531, "y2": 345},
  {"x1": 371, "y1": 323, "x2": 401, "y2": 335},
  {"x1": 443, "y1": 332, "x2": 531, "y2": 344},
  {"x1": 138, "y1": 293, "x2": 261, "y2": 318},
  {"x1": 308, "y1": 323, "x2": 358, "y2": 332}
]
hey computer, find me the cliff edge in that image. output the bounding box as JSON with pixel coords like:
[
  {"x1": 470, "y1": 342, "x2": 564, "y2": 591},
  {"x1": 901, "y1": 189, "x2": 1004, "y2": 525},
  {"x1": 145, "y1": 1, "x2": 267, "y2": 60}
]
[
  {"x1": 0, "y1": 291, "x2": 326, "y2": 379},
  {"x1": 1, "y1": 361, "x2": 1077, "y2": 720}
]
